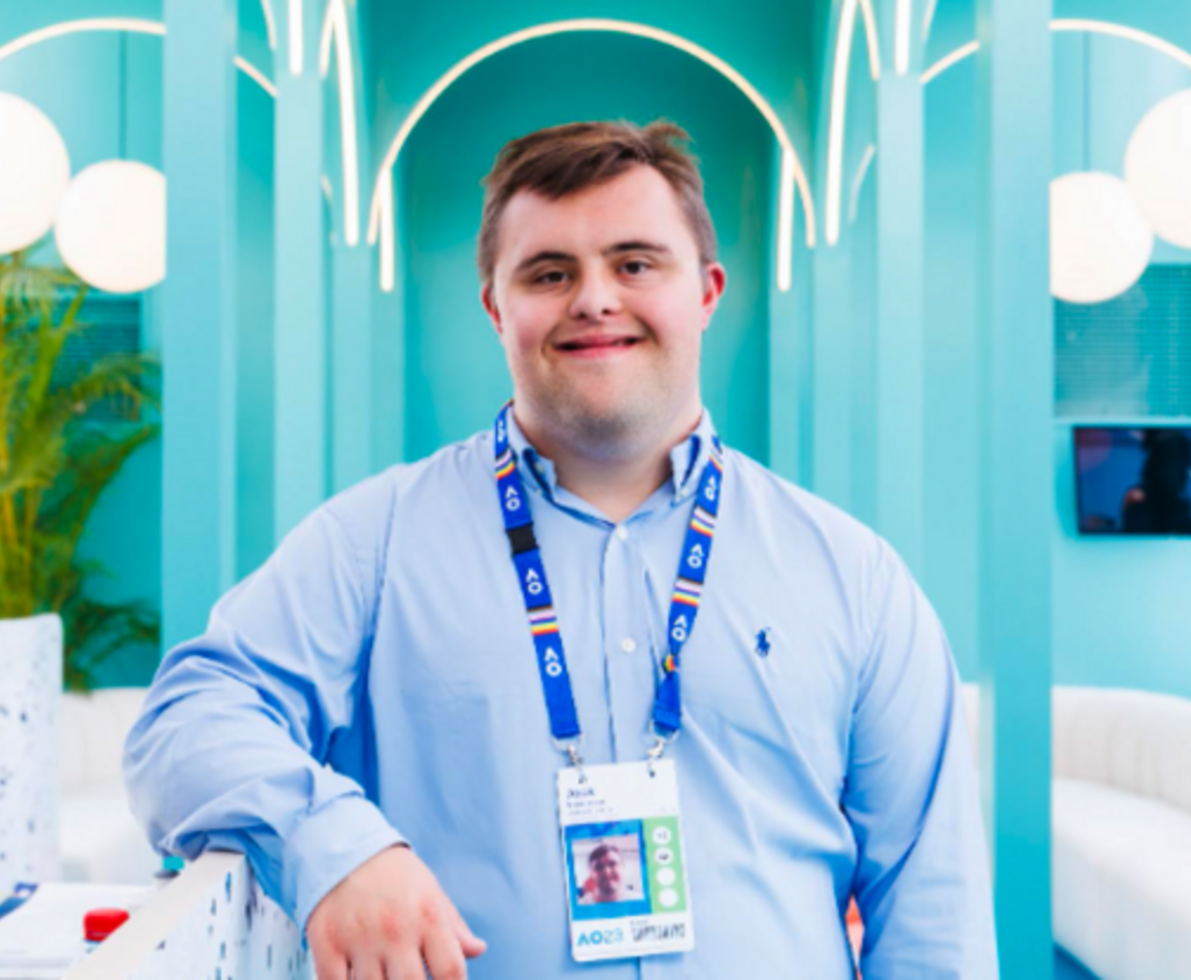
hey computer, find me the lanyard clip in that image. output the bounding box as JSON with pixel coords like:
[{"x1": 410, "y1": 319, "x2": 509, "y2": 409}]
[
  {"x1": 646, "y1": 724, "x2": 679, "y2": 777},
  {"x1": 553, "y1": 735, "x2": 587, "y2": 783}
]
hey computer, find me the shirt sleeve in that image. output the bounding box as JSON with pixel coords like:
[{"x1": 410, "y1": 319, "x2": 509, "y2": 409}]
[
  {"x1": 842, "y1": 541, "x2": 999, "y2": 979},
  {"x1": 122, "y1": 502, "x2": 404, "y2": 933}
]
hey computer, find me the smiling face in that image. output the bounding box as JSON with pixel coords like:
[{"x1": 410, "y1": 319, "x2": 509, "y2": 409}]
[
  {"x1": 481, "y1": 164, "x2": 725, "y2": 461},
  {"x1": 589, "y1": 845, "x2": 625, "y2": 902}
]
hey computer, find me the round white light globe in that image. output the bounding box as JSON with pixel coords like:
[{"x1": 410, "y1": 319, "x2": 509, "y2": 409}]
[
  {"x1": 1124, "y1": 89, "x2": 1191, "y2": 249},
  {"x1": 0, "y1": 93, "x2": 71, "y2": 255},
  {"x1": 1050, "y1": 172, "x2": 1153, "y2": 304},
  {"x1": 55, "y1": 160, "x2": 166, "y2": 293}
]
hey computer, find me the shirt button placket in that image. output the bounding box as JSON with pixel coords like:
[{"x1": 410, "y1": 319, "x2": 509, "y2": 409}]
[{"x1": 602, "y1": 524, "x2": 654, "y2": 764}]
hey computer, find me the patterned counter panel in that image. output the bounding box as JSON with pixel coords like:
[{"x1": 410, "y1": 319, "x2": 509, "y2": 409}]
[{"x1": 66, "y1": 852, "x2": 312, "y2": 980}]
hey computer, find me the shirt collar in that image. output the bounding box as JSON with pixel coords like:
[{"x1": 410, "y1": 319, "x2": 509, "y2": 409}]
[{"x1": 504, "y1": 408, "x2": 718, "y2": 509}]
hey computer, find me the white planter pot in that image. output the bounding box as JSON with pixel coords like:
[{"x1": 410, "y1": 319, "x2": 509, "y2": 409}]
[{"x1": 0, "y1": 613, "x2": 62, "y2": 893}]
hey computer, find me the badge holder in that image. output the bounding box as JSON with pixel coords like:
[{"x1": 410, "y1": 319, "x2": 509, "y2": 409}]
[{"x1": 557, "y1": 747, "x2": 694, "y2": 962}]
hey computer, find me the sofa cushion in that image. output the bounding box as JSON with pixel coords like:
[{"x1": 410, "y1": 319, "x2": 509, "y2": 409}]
[
  {"x1": 60, "y1": 688, "x2": 148, "y2": 794},
  {"x1": 59, "y1": 784, "x2": 160, "y2": 884},
  {"x1": 961, "y1": 684, "x2": 1191, "y2": 819},
  {"x1": 1053, "y1": 688, "x2": 1191, "y2": 817},
  {"x1": 1053, "y1": 778, "x2": 1191, "y2": 980}
]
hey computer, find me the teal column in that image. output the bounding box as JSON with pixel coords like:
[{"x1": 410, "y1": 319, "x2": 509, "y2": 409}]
[
  {"x1": 331, "y1": 239, "x2": 374, "y2": 490},
  {"x1": 768, "y1": 142, "x2": 814, "y2": 485},
  {"x1": 161, "y1": 0, "x2": 237, "y2": 648},
  {"x1": 975, "y1": 0, "x2": 1054, "y2": 974},
  {"x1": 810, "y1": 3, "x2": 855, "y2": 515},
  {"x1": 873, "y1": 3, "x2": 925, "y2": 573},
  {"x1": 810, "y1": 0, "x2": 868, "y2": 513},
  {"x1": 235, "y1": 72, "x2": 276, "y2": 578},
  {"x1": 371, "y1": 168, "x2": 406, "y2": 469},
  {"x1": 273, "y1": 0, "x2": 327, "y2": 539},
  {"x1": 848, "y1": 157, "x2": 877, "y2": 529},
  {"x1": 329, "y1": 0, "x2": 373, "y2": 492}
]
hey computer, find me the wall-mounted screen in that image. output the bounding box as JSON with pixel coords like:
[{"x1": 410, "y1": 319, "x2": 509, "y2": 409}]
[{"x1": 1074, "y1": 427, "x2": 1191, "y2": 535}]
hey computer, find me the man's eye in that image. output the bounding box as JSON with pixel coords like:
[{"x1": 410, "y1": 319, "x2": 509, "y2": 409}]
[
  {"x1": 534, "y1": 270, "x2": 567, "y2": 285},
  {"x1": 621, "y1": 260, "x2": 652, "y2": 275}
]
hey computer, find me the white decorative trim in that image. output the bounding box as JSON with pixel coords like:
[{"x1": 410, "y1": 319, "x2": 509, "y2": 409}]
[
  {"x1": 922, "y1": 21, "x2": 1191, "y2": 85},
  {"x1": 0, "y1": 19, "x2": 274, "y2": 99}
]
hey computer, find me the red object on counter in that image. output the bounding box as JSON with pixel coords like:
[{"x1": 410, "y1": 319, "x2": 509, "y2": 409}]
[{"x1": 83, "y1": 908, "x2": 130, "y2": 942}]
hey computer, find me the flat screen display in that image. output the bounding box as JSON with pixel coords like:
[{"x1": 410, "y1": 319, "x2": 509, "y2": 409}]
[{"x1": 1074, "y1": 426, "x2": 1191, "y2": 535}]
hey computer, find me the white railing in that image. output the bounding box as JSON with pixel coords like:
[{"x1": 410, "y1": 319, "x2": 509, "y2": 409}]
[{"x1": 64, "y1": 852, "x2": 311, "y2": 980}]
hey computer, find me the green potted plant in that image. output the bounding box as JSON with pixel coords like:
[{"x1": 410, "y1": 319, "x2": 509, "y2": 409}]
[{"x1": 0, "y1": 247, "x2": 159, "y2": 890}]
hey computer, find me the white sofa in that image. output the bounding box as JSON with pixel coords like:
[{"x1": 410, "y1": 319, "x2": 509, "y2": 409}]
[
  {"x1": 59, "y1": 687, "x2": 160, "y2": 884},
  {"x1": 963, "y1": 684, "x2": 1191, "y2": 980}
]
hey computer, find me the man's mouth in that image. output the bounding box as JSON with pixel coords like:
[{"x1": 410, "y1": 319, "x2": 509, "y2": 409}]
[{"x1": 555, "y1": 336, "x2": 643, "y2": 353}]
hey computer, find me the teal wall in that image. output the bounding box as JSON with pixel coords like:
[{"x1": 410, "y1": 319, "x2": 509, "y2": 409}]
[
  {"x1": 395, "y1": 31, "x2": 775, "y2": 464},
  {"x1": 922, "y1": 14, "x2": 1191, "y2": 693},
  {"x1": 0, "y1": 1, "x2": 276, "y2": 684},
  {"x1": 4, "y1": 1, "x2": 1190, "y2": 702},
  {"x1": 362, "y1": 0, "x2": 816, "y2": 190},
  {"x1": 0, "y1": 20, "x2": 163, "y2": 686},
  {"x1": 1051, "y1": 28, "x2": 1191, "y2": 698}
]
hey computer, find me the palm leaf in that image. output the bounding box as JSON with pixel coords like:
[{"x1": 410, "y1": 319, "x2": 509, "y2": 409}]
[
  {"x1": 60, "y1": 592, "x2": 160, "y2": 692},
  {"x1": 1, "y1": 251, "x2": 161, "y2": 691}
]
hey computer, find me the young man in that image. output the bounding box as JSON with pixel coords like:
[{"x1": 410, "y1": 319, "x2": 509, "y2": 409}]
[
  {"x1": 579, "y1": 844, "x2": 627, "y2": 905},
  {"x1": 125, "y1": 121, "x2": 997, "y2": 979}
]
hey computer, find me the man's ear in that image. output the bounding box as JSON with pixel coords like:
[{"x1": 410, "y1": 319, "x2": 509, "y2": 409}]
[
  {"x1": 700, "y1": 263, "x2": 727, "y2": 330},
  {"x1": 481, "y1": 281, "x2": 504, "y2": 337}
]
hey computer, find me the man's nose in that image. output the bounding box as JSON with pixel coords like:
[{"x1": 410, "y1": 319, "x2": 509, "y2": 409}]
[{"x1": 568, "y1": 267, "x2": 623, "y2": 321}]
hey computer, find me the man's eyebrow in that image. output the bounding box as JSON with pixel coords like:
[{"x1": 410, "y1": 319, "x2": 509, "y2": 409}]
[
  {"x1": 603, "y1": 240, "x2": 672, "y2": 256},
  {"x1": 513, "y1": 250, "x2": 574, "y2": 275}
]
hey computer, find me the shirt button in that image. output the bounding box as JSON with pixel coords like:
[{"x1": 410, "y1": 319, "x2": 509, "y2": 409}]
[
  {"x1": 620, "y1": 637, "x2": 637, "y2": 654},
  {"x1": 615, "y1": 526, "x2": 629, "y2": 541}
]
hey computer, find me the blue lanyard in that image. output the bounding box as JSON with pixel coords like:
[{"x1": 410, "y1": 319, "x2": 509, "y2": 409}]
[{"x1": 493, "y1": 403, "x2": 724, "y2": 758}]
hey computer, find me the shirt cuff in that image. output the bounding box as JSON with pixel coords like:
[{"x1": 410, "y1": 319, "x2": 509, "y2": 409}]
[{"x1": 283, "y1": 794, "x2": 406, "y2": 934}]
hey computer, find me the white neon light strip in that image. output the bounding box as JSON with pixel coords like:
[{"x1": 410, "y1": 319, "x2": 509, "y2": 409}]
[
  {"x1": 921, "y1": 0, "x2": 939, "y2": 43},
  {"x1": 896, "y1": 0, "x2": 912, "y2": 74},
  {"x1": 288, "y1": 0, "x2": 303, "y2": 75},
  {"x1": 1052, "y1": 19, "x2": 1191, "y2": 71},
  {"x1": 0, "y1": 18, "x2": 164, "y2": 62},
  {"x1": 260, "y1": 0, "x2": 277, "y2": 50},
  {"x1": 331, "y1": 1, "x2": 360, "y2": 245},
  {"x1": 777, "y1": 149, "x2": 797, "y2": 293},
  {"x1": 313, "y1": 0, "x2": 361, "y2": 246},
  {"x1": 921, "y1": 40, "x2": 980, "y2": 83},
  {"x1": 923, "y1": 21, "x2": 1191, "y2": 84},
  {"x1": 0, "y1": 19, "x2": 275, "y2": 98},
  {"x1": 318, "y1": 0, "x2": 335, "y2": 74},
  {"x1": 233, "y1": 55, "x2": 277, "y2": 97},
  {"x1": 858, "y1": 0, "x2": 882, "y2": 80},
  {"x1": 365, "y1": 18, "x2": 819, "y2": 295},
  {"x1": 379, "y1": 177, "x2": 395, "y2": 293},
  {"x1": 849, "y1": 144, "x2": 876, "y2": 223},
  {"x1": 826, "y1": 0, "x2": 883, "y2": 246}
]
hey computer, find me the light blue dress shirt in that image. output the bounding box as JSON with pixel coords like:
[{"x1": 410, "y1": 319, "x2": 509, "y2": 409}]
[{"x1": 124, "y1": 412, "x2": 998, "y2": 979}]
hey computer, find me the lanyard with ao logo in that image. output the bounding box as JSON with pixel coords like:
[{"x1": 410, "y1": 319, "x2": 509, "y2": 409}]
[{"x1": 492, "y1": 402, "x2": 724, "y2": 770}]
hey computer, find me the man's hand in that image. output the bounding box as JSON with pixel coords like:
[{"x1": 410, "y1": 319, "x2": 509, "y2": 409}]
[{"x1": 306, "y1": 845, "x2": 487, "y2": 980}]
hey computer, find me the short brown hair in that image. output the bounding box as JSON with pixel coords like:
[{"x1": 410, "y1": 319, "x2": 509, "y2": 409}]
[
  {"x1": 588, "y1": 842, "x2": 622, "y2": 867},
  {"x1": 477, "y1": 120, "x2": 717, "y2": 285}
]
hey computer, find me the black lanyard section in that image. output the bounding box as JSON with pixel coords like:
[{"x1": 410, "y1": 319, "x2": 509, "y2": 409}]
[{"x1": 493, "y1": 403, "x2": 724, "y2": 757}]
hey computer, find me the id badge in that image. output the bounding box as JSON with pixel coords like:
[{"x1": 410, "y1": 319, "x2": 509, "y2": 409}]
[{"x1": 557, "y1": 759, "x2": 694, "y2": 962}]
